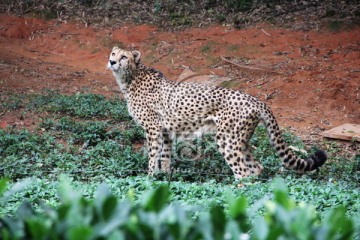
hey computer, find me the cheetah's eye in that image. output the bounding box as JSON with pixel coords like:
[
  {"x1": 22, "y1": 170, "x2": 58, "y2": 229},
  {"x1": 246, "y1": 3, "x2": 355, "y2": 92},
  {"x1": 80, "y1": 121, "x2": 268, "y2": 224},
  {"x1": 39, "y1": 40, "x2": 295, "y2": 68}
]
[
  {"x1": 121, "y1": 56, "x2": 127, "y2": 60},
  {"x1": 111, "y1": 53, "x2": 115, "y2": 56}
]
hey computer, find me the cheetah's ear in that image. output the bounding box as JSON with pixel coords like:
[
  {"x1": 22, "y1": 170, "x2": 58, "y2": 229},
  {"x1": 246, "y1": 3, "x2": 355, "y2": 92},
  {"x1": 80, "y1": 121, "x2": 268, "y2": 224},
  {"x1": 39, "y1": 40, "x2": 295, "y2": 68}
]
[
  {"x1": 132, "y1": 50, "x2": 141, "y2": 64},
  {"x1": 112, "y1": 46, "x2": 119, "y2": 51}
]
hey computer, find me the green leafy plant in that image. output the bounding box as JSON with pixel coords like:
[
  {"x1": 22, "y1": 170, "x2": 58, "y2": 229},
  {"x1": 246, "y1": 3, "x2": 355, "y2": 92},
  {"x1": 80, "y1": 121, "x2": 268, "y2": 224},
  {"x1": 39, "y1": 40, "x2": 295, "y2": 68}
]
[
  {"x1": 0, "y1": 92, "x2": 359, "y2": 233},
  {"x1": 26, "y1": 93, "x2": 131, "y2": 120},
  {"x1": 0, "y1": 178, "x2": 357, "y2": 239},
  {"x1": 0, "y1": 128, "x2": 147, "y2": 181}
]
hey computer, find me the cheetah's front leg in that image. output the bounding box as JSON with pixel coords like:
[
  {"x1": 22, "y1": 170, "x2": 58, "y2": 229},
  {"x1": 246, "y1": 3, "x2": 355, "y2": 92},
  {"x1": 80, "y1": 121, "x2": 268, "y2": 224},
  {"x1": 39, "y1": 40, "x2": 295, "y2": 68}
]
[
  {"x1": 159, "y1": 131, "x2": 171, "y2": 173},
  {"x1": 146, "y1": 129, "x2": 163, "y2": 176}
]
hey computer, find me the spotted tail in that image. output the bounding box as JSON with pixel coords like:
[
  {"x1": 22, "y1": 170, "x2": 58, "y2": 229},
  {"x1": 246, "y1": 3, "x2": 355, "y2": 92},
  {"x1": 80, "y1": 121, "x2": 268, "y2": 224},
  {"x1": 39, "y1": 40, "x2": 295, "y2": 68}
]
[{"x1": 258, "y1": 104, "x2": 327, "y2": 172}]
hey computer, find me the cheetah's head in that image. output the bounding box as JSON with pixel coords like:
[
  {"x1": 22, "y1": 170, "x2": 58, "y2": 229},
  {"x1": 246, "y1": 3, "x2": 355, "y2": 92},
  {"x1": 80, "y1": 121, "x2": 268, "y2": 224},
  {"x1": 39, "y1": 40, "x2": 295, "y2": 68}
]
[{"x1": 107, "y1": 47, "x2": 141, "y2": 74}]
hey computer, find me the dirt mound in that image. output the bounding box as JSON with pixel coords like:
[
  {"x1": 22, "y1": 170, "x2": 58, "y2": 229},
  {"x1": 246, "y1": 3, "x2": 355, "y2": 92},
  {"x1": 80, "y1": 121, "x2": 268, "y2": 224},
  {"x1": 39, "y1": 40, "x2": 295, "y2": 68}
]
[
  {"x1": 0, "y1": 15, "x2": 47, "y2": 38},
  {"x1": 0, "y1": 14, "x2": 359, "y2": 136},
  {"x1": 1, "y1": 0, "x2": 359, "y2": 31}
]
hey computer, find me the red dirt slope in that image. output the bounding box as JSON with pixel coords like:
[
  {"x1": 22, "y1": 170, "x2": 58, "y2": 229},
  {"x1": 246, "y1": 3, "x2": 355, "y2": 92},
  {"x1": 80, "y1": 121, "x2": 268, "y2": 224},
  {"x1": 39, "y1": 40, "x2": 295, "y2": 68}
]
[{"x1": 0, "y1": 14, "x2": 359, "y2": 136}]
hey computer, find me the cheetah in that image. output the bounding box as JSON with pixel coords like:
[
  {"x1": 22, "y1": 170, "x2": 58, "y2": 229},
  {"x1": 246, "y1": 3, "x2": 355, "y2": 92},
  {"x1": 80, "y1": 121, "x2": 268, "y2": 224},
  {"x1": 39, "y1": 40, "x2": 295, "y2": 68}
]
[{"x1": 107, "y1": 47, "x2": 327, "y2": 179}]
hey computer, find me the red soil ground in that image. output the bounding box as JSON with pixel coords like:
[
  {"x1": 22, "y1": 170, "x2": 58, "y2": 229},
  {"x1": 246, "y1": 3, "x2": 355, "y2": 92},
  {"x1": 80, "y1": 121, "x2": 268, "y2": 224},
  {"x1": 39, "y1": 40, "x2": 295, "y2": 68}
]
[{"x1": 0, "y1": 14, "x2": 359, "y2": 139}]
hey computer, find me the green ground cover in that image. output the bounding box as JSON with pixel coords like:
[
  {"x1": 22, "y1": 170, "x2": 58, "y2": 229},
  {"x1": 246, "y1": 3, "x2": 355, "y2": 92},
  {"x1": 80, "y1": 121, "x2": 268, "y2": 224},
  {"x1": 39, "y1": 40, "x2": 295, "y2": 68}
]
[{"x1": 0, "y1": 92, "x2": 359, "y2": 239}]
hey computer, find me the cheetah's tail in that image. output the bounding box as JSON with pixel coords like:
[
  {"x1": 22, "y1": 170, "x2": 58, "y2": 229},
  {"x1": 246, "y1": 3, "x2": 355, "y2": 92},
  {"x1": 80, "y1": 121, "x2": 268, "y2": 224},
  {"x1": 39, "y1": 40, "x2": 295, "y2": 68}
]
[
  {"x1": 259, "y1": 104, "x2": 327, "y2": 172},
  {"x1": 283, "y1": 149, "x2": 327, "y2": 172}
]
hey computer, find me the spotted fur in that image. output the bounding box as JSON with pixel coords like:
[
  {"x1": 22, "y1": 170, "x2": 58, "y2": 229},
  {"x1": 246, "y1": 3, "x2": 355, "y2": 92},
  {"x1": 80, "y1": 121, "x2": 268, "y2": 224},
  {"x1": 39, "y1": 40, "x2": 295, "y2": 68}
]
[{"x1": 107, "y1": 47, "x2": 327, "y2": 179}]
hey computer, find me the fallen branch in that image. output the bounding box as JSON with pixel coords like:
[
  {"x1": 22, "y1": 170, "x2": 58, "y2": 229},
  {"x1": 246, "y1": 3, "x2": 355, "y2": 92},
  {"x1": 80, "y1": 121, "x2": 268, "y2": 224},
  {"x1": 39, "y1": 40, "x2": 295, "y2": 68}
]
[
  {"x1": 150, "y1": 48, "x2": 174, "y2": 65},
  {"x1": 0, "y1": 63, "x2": 10, "y2": 69},
  {"x1": 220, "y1": 56, "x2": 278, "y2": 74},
  {"x1": 253, "y1": 79, "x2": 271, "y2": 87},
  {"x1": 177, "y1": 73, "x2": 204, "y2": 83}
]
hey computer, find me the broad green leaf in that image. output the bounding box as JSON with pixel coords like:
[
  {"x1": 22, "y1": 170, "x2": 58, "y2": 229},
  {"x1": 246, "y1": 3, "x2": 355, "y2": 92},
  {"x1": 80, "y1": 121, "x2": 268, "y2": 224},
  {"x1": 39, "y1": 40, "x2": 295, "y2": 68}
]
[
  {"x1": 0, "y1": 178, "x2": 32, "y2": 203},
  {"x1": 210, "y1": 205, "x2": 226, "y2": 240},
  {"x1": 68, "y1": 226, "x2": 93, "y2": 240},
  {"x1": 274, "y1": 190, "x2": 294, "y2": 210},
  {"x1": 225, "y1": 220, "x2": 242, "y2": 240},
  {"x1": 228, "y1": 196, "x2": 250, "y2": 232},
  {"x1": 96, "y1": 201, "x2": 131, "y2": 236},
  {"x1": 95, "y1": 184, "x2": 111, "y2": 201},
  {"x1": 143, "y1": 185, "x2": 169, "y2": 212},
  {"x1": 0, "y1": 228, "x2": 11, "y2": 240},
  {"x1": 26, "y1": 218, "x2": 49, "y2": 240},
  {"x1": 102, "y1": 196, "x2": 118, "y2": 220},
  {"x1": 272, "y1": 178, "x2": 287, "y2": 193},
  {"x1": 197, "y1": 213, "x2": 213, "y2": 240},
  {"x1": 290, "y1": 207, "x2": 316, "y2": 240},
  {"x1": 0, "y1": 178, "x2": 8, "y2": 197},
  {"x1": 252, "y1": 217, "x2": 269, "y2": 240},
  {"x1": 108, "y1": 230, "x2": 125, "y2": 240},
  {"x1": 18, "y1": 201, "x2": 35, "y2": 220},
  {"x1": 228, "y1": 196, "x2": 247, "y2": 218},
  {"x1": 322, "y1": 206, "x2": 354, "y2": 240},
  {"x1": 58, "y1": 176, "x2": 80, "y2": 204},
  {"x1": 57, "y1": 204, "x2": 71, "y2": 220},
  {"x1": 94, "y1": 184, "x2": 112, "y2": 222}
]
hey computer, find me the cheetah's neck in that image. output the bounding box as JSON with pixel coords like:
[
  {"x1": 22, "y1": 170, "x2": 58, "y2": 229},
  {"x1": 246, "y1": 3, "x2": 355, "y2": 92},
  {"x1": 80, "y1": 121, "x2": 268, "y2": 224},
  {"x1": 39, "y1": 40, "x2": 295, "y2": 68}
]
[{"x1": 113, "y1": 70, "x2": 130, "y2": 95}]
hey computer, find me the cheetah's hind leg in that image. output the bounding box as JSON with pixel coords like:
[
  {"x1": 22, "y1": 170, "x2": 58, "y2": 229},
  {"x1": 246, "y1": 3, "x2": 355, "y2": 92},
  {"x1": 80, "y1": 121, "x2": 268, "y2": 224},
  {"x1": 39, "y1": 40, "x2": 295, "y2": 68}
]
[
  {"x1": 215, "y1": 132, "x2": 251, "y2": 179},
  {"x1": 239, "y1": 119, "x2": 263, "y2": 176},
  {"x1": 242, "y1": 143, "x2": 263, "y2": 176}
]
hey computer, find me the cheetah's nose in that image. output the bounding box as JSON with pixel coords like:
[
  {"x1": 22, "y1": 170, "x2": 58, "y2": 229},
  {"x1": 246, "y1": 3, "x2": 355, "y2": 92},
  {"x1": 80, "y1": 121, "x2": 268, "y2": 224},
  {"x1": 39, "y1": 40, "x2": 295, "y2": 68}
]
[{"x1": 110, "y1": 60, "x2": 117, "y2": 65}]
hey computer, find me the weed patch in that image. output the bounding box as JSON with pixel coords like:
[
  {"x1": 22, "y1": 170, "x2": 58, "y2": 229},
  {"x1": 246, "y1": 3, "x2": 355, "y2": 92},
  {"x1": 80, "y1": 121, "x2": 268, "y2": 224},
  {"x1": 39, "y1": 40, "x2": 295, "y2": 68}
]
[{"x1": 0, "y1": 92, "x2": 359, "y2": 235}]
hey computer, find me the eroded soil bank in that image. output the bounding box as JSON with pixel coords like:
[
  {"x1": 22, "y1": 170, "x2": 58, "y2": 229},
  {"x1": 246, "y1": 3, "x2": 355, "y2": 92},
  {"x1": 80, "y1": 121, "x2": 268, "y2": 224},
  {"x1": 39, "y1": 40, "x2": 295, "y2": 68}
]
[{"x1": 0, "y1": 14, "x2": 359, "y2": 139}]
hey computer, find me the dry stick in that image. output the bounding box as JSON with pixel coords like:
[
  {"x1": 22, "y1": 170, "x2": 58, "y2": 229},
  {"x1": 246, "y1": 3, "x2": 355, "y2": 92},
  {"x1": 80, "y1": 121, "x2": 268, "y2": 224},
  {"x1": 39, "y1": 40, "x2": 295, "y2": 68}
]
[
  {"x1": 177, "y1": 73, "x2": 204, "y2": 83},
  {"x1": 150, "y1": 49, "x2": 174, "y2": 65},
  {"x1": 220, "y1": 56, "x2": 279, "y2": 74},
  {"x1": 253, "y1": 79, "x2": 271, "y2": 87},
  {"x1": 261, "y1": 28, "x2": 272, "y2": 37}
]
